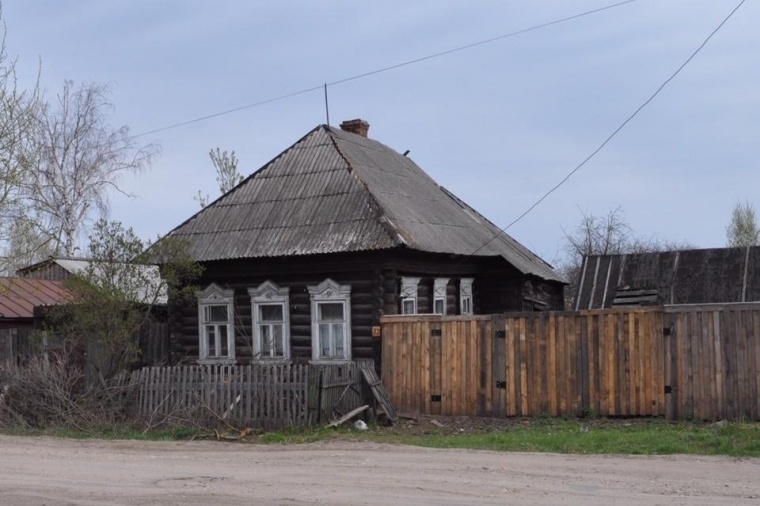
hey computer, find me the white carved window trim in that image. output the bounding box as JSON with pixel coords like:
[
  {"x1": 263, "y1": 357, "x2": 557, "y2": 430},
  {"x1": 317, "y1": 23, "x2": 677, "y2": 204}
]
[
  {"x1": 308, "y1": 278, "x2": 351, "y2": 362},
  {"x1": 400, "y1": 276, "x2": 420, "y2": 315},
  {"x1": 248, "y1": 281, "x2": 290, "y2": 361},
  {"x1": 433, "y1": 278, "x2": 449, "y2": 315},
  {"x1": 197, "y1": 283, "x2": 236, "y2": 364},
  {"x1": 460, "y1": 278, "x2": 474, "y2": 315}
]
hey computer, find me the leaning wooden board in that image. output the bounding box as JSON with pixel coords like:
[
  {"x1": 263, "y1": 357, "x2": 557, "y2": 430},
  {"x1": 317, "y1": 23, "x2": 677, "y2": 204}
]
[{"x1": 360, "y1": 362, "x2": 398, "y2": 424}]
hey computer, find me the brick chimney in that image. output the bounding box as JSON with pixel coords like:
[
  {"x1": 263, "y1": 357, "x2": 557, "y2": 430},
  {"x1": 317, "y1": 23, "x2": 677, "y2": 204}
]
[{"x1": 339, "y1": 118, "x2": 370, "y2": 137}]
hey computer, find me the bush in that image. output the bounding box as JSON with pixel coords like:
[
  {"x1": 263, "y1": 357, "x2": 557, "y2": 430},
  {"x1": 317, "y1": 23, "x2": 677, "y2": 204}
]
[{"x1": 0, "y1": 344, "x2": 135, "y2": 431}]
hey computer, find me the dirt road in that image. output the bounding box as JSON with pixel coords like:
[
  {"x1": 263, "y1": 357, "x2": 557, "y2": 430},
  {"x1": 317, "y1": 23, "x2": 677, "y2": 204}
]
[{"x1": 0, "y1": 436, "x2": 758, "y2": 505}]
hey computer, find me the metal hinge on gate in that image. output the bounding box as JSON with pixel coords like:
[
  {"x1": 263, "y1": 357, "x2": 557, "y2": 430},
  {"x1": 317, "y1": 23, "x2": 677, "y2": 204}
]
[
  {"x1": 431, "y1": 328, "x2": 442, "y2": 337},
  {"x1": 496, "y1": 381, "x2": 506, "y2": 389},
  {"x1": 495, "y1": 330, "x2": 506, "y2": 339},
  {"x1": 431, "y1": 394, "x2": 442, "y2": 402}
]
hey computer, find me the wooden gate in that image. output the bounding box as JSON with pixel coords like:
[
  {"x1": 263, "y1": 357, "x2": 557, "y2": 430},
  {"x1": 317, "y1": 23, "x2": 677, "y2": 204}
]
[{"x1": 381, "y1": 305, "x2": 760, "y2": 420}]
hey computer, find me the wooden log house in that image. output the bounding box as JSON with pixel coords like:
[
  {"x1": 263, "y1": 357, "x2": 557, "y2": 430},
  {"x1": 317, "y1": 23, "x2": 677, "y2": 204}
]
[{"x1": 165, "y1": 119, "x2": 566, "y2": 366}]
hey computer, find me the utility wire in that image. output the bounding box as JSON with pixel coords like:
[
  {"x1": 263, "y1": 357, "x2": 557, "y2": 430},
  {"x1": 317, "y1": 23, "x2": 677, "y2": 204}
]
[
  {"x1": 467, "y1": 0, "x2": 747, "y2": 258},
  {"x1": 129, "y1": 0, "x2": 639, "y2": 140}
]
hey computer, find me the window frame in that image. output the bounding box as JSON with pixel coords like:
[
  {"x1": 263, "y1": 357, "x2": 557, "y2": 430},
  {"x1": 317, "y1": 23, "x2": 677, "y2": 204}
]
[
  {"x1": 308, "y1": 279, "x2": 352, "y2": 363},
  {"x1": 196, "y1": 283, "x2": 236, "y2": 364},
  {"x1": 433, "y1": 278, "x2": 449, "y2": 315},
  {"x1": 248, "y1": 281, "x2": 291, "y2": 362},
  {"x1": 400, "y1": 276, "x2": 420, "y2": 315},
  {"x1": 460, "y1": 277, "x2": 474, "y2": 316}
]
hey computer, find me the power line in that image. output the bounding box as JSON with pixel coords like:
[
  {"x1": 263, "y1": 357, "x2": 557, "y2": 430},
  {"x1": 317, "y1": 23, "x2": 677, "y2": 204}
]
[
  {"x1": 129, "y1": 0, "x2": 639, "y2": 141},
  {"x1": 467, "y1": 0, "x2": 747, "y2": 258}
]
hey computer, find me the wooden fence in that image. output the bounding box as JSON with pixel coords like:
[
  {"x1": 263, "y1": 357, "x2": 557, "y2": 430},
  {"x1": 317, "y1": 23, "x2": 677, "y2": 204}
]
[
  {"x1": 665, "y1": 305, "x2": 760, "y2": 421},
  {"x1": 381, "y1": 304, "x2": 760, "y2": 421},
  {"x1": 127, "y1": 361, "x2": 368, "y2": 429}
]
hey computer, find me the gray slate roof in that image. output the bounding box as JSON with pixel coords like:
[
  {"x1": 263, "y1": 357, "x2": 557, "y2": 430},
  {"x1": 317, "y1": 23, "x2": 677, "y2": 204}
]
[
  {"x1": 575, "y1": 246, "x2": 760, "y2": 309},
  {"x1": 169, "y1": 125, "x2": 564, "y2": 283},
  {"x1": 18, "y1": 257, "x2": 167, "y2": 304}
]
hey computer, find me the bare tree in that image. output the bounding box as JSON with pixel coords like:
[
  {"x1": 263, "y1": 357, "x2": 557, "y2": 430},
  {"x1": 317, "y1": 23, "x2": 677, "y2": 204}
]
[
  {"x1": 23, "y1": 80, "x2": 158, "y2": 256},
  {"x1": 560, "y1": 207, "x2": 694, "y2": 306},
  {"x1": 0, "y1": 7, "x2": 41, "y2": 271},
  {"x1": 195, "y1": 148, "x2": 243, "y2": 208},
  {"x1": 726, "y1": 200, "x2": 759, "y2": 247}
]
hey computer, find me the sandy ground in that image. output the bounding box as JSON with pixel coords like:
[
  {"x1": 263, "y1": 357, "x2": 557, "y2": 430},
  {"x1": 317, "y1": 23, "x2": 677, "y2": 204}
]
[{"x1": 0, "y1": 436, "x2": 759, "y2": 505}]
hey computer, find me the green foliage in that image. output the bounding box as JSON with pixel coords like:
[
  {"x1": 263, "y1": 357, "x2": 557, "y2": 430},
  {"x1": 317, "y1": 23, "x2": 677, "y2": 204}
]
[
  {"x1": 726, "y1": 200, "x2": 759, "y2": 247},
  {"x1": 381, "y1": 420, "x2": 760, "y2": 457},
  {"x1": 46, "y1": 219, "x2": 201, "y2": 380},
  {"x1": 195, "y1": 148, "x2": 243, "y2": 208},
  {"x1": 210, "y1": 148, "x2": 243, "y2": 194},
  {"x1": 4, "y1": 418, "x2": 759, "y2": 457}
]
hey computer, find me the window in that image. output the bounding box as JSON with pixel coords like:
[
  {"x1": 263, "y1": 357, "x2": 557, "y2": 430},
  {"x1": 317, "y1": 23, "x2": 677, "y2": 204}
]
[
  {"x1": 197, "y1": 284, "x2": 235, "y2": 364},
  {"x1": 249, "y1": 281, "x2": 290, "y2": 361},
  {"x1": 433, "y1": 278, "x2": 449, "y2": 315},
  {"x1": 400, "y1": 277, "x2": 420, "y2": 315},
  {"x1": 308, "y1": 279, "x2": 351, "y2": 361},
  {"x1": 460, "y1": 278, "x2": 473, "y2": 315}
]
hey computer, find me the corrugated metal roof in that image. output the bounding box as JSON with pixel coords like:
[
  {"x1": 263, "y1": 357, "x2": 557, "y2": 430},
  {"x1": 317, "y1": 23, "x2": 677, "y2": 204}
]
[
  {"x1": 167, "y1": 124, "x2": 565, "y2": 283},
  {"x1": 575, "y1": 246, "x2": 760, "y2": 309},
  {"x1": 0, "y1": 278, "x2": 72, "y2": 319}
]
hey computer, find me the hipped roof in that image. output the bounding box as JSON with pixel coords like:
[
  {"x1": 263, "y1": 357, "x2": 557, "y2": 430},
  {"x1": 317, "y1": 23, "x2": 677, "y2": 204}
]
[{"x1": 169, "y1": 125, "x2": 564, "y2": 283}]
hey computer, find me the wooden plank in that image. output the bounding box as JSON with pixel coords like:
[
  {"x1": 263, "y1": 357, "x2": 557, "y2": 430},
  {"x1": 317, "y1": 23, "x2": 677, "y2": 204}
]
[
  {"x1": 633, "y1": 312, "x2": 642, "y2": 415},
  {"x1": 752, "y1": 310, "x2": 760, "y2": 420},
  {"x1": 492, "y1": 314, "x2": 506, "y2": 418},
  {"x1": 702, "y1": 310, "x2": 713, "y2": 420},
  {"x1": 588, "y1": 314, "x2": 599, "y2": 415},
  {"x1": 725, "y1": 309, "x2": 737, "y2": 419},
  {"x1": 572, "y1": 315, "x2": 582, "y2": 415},
  {"x1": 547, "y1": 313, "x2": 557, "y2": 416},
  {"x1": 505, "y1": 315, "x2": 516, "y2": 417},
  {"x1": 712, "y1": 310, "x2": 723, "y2": 420},
  {"x1": 664, "y1": 313, "x2": 676, "y2": 420},
  {"x1": 478, "y1": 317, "x2": 489, "y2": 416},
  {"x1": 422, "y1": 320, "x2": 431, "y2": 415},
  {"x1": 605, "y1": 313, "x2": 615, "y2": 416},
  {"x1": 519, "y1": 316, "x2": 528, "y2": 416},
  {"x1": 360, "y1": 361, "x2": 397, "y2": 423},
  {"x1": 751, "y1": 310, "x2": 760, "y2": 420},
  {"x1": 411, "y1": 318, "x2": 420, "y2": 415},
  {"x1": 468, "y1": 319, "x2": 478, "y2": 416},
  {"x1": 430, "y1": 320, "x2": 442, "y2": 416},
  {"x1": 736, "y1": 310, "x2": 748, "y2": 418},
  {"x1": 530, "y1": 316, "x2": 539, "y2": 415}
]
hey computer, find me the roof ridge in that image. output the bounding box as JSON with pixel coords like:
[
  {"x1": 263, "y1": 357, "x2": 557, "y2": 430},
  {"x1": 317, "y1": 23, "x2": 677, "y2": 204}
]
[{"x1": 325, "y1": 126, "x2": 406, "y2": 247}]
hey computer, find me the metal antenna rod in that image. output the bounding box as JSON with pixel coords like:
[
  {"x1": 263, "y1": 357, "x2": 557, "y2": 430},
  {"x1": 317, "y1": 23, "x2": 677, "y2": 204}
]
[{"x1": 324, "y1": 83, "x2": 330, "y2": 126}]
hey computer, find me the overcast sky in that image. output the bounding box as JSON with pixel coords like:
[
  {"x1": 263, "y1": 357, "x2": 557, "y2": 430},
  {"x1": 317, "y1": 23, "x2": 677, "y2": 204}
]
[{"x1": 3, "y1": 1, "x2": 758, "y2": 266}]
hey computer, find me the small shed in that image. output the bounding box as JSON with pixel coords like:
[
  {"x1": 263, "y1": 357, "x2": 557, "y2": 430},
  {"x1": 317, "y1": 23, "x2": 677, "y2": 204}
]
[
  {"x1": 0, "y1": 277, "x2": 72, "y2": 363},
  {"x1": 574, "y1": 246, "x2": 760, "y2": 309}
]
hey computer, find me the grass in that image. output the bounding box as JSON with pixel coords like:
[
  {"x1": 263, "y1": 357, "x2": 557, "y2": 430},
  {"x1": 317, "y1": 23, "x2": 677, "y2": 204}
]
[
  {"x1": 373, "y1": 419, "x2": 760, "y2": 457},
  {"x1": 3, "y1": 418, "x2": 759, "y2": 457}
]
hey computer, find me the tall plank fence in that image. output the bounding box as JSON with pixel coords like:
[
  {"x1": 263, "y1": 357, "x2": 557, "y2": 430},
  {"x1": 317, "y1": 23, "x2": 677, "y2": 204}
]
[
  {"x1": 381, "y1": 304, "x2": 760, "y2": 421},
  {"x1": 127, "y1": 361, "x2": 368, "y2": 430}
]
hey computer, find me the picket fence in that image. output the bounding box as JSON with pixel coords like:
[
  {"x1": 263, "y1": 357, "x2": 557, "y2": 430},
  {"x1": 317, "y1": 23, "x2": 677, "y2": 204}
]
[{"x1": 127, "y1": 361, "x2": 367, "y2": 429}]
